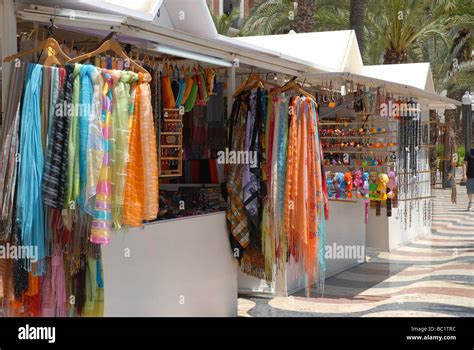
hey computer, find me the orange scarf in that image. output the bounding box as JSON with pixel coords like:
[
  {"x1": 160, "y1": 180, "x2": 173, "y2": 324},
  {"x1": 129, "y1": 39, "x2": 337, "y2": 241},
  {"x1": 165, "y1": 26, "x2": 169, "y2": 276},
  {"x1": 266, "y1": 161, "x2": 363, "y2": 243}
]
[{"x1": 123, "y1": 73, "x2": 158, "y2": 226}]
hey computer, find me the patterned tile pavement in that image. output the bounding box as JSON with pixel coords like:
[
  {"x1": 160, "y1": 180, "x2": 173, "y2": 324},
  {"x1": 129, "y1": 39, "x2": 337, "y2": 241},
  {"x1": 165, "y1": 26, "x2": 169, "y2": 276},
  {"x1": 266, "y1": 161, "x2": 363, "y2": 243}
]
[{"x1": 238, "y1": 187, "x2": 474, "y2": 317}]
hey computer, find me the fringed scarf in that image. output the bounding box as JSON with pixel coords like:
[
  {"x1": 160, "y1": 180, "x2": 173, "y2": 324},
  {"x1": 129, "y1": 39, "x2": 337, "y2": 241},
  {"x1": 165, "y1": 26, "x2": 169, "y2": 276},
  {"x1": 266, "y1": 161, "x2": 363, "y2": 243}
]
[
  {"x1": 137, "y1": 73, "x2": 159, "y2": 221},
  {"x1": 122, "y1": 73, "x2": 158, "y2": 226},
  {"x1": 225, "y1": 96, "x2": 249, "y2": 259}
]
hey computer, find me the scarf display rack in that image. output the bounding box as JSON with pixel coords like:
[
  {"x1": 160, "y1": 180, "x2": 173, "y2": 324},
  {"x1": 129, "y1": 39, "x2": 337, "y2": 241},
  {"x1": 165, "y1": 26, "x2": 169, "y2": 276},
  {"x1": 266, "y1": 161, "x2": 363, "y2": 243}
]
[
  {"x1": 0, "y1": 28, "x2": 177, "y2": 316},
  {"x1": 226, "y1": 75, "x2": 328, "y2": 296}
]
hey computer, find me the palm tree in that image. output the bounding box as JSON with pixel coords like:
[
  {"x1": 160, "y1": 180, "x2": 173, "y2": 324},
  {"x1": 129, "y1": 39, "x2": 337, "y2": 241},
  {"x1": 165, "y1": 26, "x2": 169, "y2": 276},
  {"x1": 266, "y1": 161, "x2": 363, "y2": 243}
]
[
  {"x1": 381, "y1": 0, "x2": 472, "y2": 64},
  {"x1": 295, "y1": 0, "x2": 316, "y2": 33},
  {"x1": 239, "y1": 0, "x2": 348, "y2": 36},
  {"x1": 239, "y1": 0, "x2": 296, "y2": 36},
  {"x1": 349, "y1": 0, "x2": 365, "y2": 56},
  {"x1": 211, "y1": 8, "x2": 241, "y2": 35}
]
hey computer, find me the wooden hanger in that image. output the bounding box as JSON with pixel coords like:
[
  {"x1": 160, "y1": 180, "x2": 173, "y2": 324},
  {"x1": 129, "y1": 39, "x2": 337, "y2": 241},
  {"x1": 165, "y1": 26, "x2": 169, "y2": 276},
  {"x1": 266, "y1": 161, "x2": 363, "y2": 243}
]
[
  {"x1": 67, "y1": 39, "x2": 150, "y2": 78},
  {"x1": 3, "y1": 37, "x2": 70, "y2": 65},
  {"x1": 269, "y1": 78, "x2": 316, "y2": 101},
  {"x1": 233, "y1": 73, "x2": 278, "y2": 97},
  {"x1": 43, "y1": 54, "x2": 64, "y2": 67}
]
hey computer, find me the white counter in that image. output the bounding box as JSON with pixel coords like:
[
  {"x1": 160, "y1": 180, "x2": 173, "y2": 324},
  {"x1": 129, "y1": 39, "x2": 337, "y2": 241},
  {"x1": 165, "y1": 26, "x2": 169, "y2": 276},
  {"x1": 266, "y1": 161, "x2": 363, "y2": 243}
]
[
  {"x1": 101, "y1": 212, "x2": 238, "y2": 317},
  {"x1": 238, "y1": 199, "x2": 367, "y2": 295}
]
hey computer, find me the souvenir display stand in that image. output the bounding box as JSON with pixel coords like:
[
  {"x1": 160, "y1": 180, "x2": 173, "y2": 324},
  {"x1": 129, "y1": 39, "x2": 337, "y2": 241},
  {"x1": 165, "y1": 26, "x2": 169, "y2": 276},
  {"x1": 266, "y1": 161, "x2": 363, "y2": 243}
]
[{"x1": 306, "y1": 72, "x2": 450, "y2": 254}]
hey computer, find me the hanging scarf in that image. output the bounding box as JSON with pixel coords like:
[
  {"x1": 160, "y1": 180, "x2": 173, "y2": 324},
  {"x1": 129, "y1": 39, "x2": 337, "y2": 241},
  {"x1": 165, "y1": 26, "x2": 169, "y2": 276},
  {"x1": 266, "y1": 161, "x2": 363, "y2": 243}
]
[
  {"x1": 111, "y1": 70, "x2": 136, "y2": 227},
  {"x1": 277, "y1": 97, "x2": 289, "y2": 219},
  {"x1": 81, "y1": 251, "x2": 104, "y2": 317},
  {"x1": 283, "y1": 96, "x2": 299, "y2": 256},
  {"x1": 241, "y1": 90, "x2": 266, "y2": 280},
  {"x1": 90, "y1": 72, "x2": 113, "y2": 244},
  {"x1": 84, "y1": 67, "x2": 105, "y2": 215},
  {"x1": 42, "y1": 65, "x2": 73, "y2": 209},
  {"x1": 184, "y1": 79, "x2": 198, "y2": 113},
  {"x1": 121, "y1": 72, "x2": 158, "y2": 225},
  {"x1": 269, "y1": 95, "x2": 282, "y2": 256},
  {"x1": 262, "y1": 95, "x2": 277, "y2": 280},
  {"x1": 78, "y1": 64, "x2": 96, "y2": 208},
  {"x1": 0, "y1": 63, "x2": 26, "y2": 240},
  {"x1": 242, "y1": 93, "x2": 258, "y2": 227},
  {"x1": 16, "y1": 63, "x2": 46, "y2": 272},
  {"x1": 311, "y1": 101, "x2": 327, "y2": 289},
  {"x1": 161, "y1": 66, "x2": 175, "y2": 108},
  {"x1": 175, "y1": 68, "x2": 185, "y2": 107},
  {"x1": 138, "y1": 73, "x2": 159, "y2": 220},
  {"x1": 226, "y1": 96, "x2": 250, "y2": 254},
  {"x1": 181, "y1": 69, "x2": 194, "y2": 105},
  {"x1": 122, "y1": 77, "x2": 145, "y2": 227},
  {"x1": 65, "y1": 64, "x2": 82, "y2": 208}
]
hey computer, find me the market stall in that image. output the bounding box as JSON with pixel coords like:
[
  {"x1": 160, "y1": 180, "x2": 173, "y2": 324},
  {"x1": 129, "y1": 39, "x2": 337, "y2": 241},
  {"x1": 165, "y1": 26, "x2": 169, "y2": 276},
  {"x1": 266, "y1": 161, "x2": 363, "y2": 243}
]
[
  {"x1": 1, "y1": 0, "x2": 331, "y2": 316},
  {"x1": 0, "y1": 1, "x2": 461, "y2": 317},
  {"x1": 234, "y1": 32, "x2": 460, "y2": 296}
]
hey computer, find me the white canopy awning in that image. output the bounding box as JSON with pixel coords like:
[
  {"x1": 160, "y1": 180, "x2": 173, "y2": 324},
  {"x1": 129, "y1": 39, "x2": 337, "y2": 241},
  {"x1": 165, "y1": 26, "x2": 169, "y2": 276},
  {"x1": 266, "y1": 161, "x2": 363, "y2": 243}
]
[
  {"x1": 16, "y1": 3, "x2": 321, "y2": 75},
  {"x1": 13, "y1": 1, "x2": 460, "y2": 109},
  {"x1": 234, "y1": 30, "x2": 364, "y2": 74},
  {"x1": 305, "y1": 72, "x2": 461, "y2": 109},
  {"x1": 363, "y1": 63, "x2": 436, "y2": 94}
]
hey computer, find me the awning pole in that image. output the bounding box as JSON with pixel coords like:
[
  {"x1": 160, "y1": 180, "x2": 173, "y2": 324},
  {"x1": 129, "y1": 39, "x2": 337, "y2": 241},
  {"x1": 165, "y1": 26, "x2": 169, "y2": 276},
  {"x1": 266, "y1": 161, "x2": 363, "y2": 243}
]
[
  {"x1": 1, "y1": 0, "x2": 17, "y2": 112},
  {"x1": 462, "y1": 91, "x2": 473, "y2": 154},
  {"x1": 226, "y1": 66, "x2": 236, "y2": 118}
]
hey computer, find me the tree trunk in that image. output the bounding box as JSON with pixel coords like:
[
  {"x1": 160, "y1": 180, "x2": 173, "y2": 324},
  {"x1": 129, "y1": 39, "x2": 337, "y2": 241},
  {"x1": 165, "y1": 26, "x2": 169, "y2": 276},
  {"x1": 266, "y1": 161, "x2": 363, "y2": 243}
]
[
  {"x1": 442, "y1": 112, "x2": 455, "y2": 188},
  {"x1": 349, "y1": 0, "x2": 365, "y2": 57},
  {"x1": 429, "y1": 110, "x2": 438, "y2": 188},
  {"x1": 295, "y1": 0, "x2": 315, "y2": 33},
  {"x1": 383, "y1": 46, "x2": 408, "y2": 64}
]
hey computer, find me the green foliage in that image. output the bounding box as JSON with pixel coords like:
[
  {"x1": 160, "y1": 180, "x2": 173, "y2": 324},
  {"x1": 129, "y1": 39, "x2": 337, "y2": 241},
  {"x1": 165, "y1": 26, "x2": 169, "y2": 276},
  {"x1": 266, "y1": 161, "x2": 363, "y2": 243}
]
[
  {"x1": 456, "y1": 145, "x2": 465, "y2": 166},
  {"x1": 238, "y1": 0, "x2": 473, "y2": 95},
  {"x1": 436, "y1": 144, "x2": 444, "y2": 158},
  {"x1": 239, "y1": 0, "x2": 349, "y2": 36},
  {"x1": 212, "y1": 8, "x2": 240, "y2": 35}
]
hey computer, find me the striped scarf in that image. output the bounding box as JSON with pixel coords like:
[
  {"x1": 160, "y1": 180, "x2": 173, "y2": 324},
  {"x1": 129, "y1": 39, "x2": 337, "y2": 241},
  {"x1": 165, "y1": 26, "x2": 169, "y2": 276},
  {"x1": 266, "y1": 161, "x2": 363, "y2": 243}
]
[
  {"x1": 90, "y1": 72, "x2": 113, "y2": 244},
  {"x1": 0, "y1": 63, "x2": 26, "y2": 240},
  {"x1": 42, "y1": 66, "x2": 71, "y2": 209}
]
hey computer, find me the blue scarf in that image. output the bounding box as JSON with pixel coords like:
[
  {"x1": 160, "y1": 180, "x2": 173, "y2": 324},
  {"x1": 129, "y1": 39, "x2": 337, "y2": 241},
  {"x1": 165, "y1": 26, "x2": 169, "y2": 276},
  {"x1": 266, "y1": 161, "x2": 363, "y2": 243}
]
[
  {"x1": 79, "y1": 64, "x2": 95, "y2": 208},
  {"x1": 17, "y1": 63, "x2": 45, "y2": 274}
]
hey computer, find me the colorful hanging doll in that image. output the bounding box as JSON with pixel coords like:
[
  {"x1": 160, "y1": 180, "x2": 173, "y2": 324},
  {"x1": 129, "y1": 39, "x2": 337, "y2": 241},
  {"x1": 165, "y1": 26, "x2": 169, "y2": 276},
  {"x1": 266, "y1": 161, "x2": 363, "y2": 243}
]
[
  {"x1": 369, "y1": 172, "x2": 379, "y2": 200},
  {"x1": 377, "y1": 173, "x2": 389, "y2": 201},
  {"x1": 344, "y1": 172, "x2": 353, "y2": 198},
  {"x1": 362, "y1": 172, "x2": 370, "y2": 198},
  {"x1": 387, "y1": 171, "x2": 397, "y2": 199},
  {"x1": 326, "y1": 171, "x2": 334, "y2": 198},
  {"x1": 353, "y1": 170, "x2": 363, "y2": 198},
  {"x1": 337, "y1": 172, "x2": 346, "y2": 199},
  {"x1": 386, "y1": 171, "x2": 397, "y2": 217}
]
